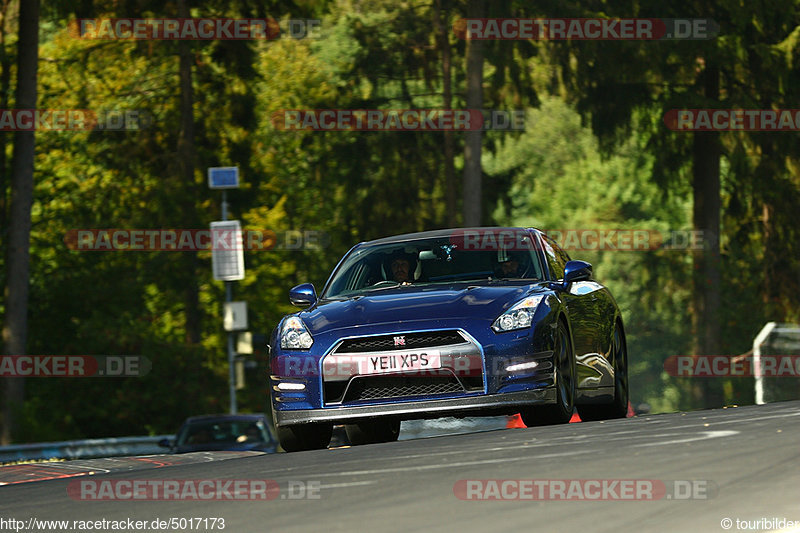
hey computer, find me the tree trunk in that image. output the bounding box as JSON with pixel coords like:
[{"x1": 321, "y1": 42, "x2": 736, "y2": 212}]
[
  {"x1": 434, "y1": 0, "x2": 457, "y2": 227},
  {"x1": 177, "y1": 0, "x2": 201, "y2": 345},
  {"x1": 690, "y1": 63, "x2": 723, "y2": 409},
  {"x1": 462, "y1": 0, "x2": 484, "y2": 227},
  {"x1": 757, "y1": 140, "x2": 784, "y2": 320},
  {"x1": 761, "y1": 203, "x2": 775, "y2": 310},
  {"x1": 1, "y1": 0, "x2": 39, "y2": 445},
  {"x1": 0, "y1": 0, "x2": 12, "y2": 238}
]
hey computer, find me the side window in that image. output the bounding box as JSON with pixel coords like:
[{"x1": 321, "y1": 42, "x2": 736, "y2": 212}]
[
  {"x1": 541, "y1": 234, "x2": 569, "y2": 280},
  {"x1": 553, "y1": 241, "x2": 571, "y2": 272}
]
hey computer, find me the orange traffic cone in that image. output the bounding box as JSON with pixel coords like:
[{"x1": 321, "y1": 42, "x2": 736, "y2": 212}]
[
  {"x1": 508, "y1": 403, "x2": 633, "y2": 428},
  {"x1": 506, "y1": 413, "x2": 526, "y2": 428}
]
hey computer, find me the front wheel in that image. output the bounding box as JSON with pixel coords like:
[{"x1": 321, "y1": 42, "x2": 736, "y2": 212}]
[
  {"x1": 520, "y1": 320, "x2": 575, "y2": 426},
  {"x1": 577, "y1": 323, "x2": 629, "y2": 421},
  {"x1": 275, "y1": 423, "x2": 333, "y2": 452},
  {"x1": 345, "y1": 419, "x2": 401, "y2": 445}
]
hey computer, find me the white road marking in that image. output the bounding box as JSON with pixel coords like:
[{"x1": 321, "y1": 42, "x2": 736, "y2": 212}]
[
  {"x1": 632, "y1": 410, "x2": 800, "y2": 430},
  {"x1": 635, "y1": 430, "x2": 739, "y2": 447},
  {"x1": 262, "y1": 409, "x2": 798, "y2": 478},
  {"x1": 309, "y1": 449, "x2": 594, "y2": 478},
  {"x1": 318, "y1": 481, "x2": 378, "y2": 489},
  {"x1": 353, "y1": 429, "x2": 652, "y2": 462}
]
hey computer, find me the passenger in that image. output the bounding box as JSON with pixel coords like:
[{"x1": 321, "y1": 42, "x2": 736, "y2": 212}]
[
  {"x1": 188, "y1": 428, "x2": 212, "y2": 444},
  {"x1": 244, "y1": 424, "x2": 261, "y2": 442}
]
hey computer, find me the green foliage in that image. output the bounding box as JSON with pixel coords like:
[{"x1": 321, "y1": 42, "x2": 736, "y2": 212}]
[
  {"x1": 2, "y1": 0, "x2": 799, "y2": 442},
  {"x1": 488, "y1": 97, "x2": 695, "y2": 411}
]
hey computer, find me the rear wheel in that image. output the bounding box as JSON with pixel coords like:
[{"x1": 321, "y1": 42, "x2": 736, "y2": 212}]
[
  {"x1": 276, "y1": 423, "x2": 332, "y2": 452},
  {"x1": 578, "y1": 323, "x2": 629, "y2": 421},
  {"x1": 520, "y1": 320, "x2": 575, "y2": 426},
  {"x1": 345, "y1": 419, "x2": 401, "y2": 445}
]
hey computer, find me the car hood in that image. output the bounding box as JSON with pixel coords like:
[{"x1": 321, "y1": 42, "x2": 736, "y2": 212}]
[{"x1": 299, "y1": 282, "x2": 546, "y2": 336}]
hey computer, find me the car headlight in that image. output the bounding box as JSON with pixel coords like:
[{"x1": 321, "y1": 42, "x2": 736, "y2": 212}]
[
  {"x1": 280, "y1": 317, "x2": 314, "y2": 349},
  {"x1": 492, "y1": 295, "x2": 545, "y2": 333}
]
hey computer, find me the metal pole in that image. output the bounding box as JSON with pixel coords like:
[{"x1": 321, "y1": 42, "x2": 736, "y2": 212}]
[
  {"x1": 752, "y1": 321, "x2": 776, "y2": 406},
  {"x1": 226, "y1": 280, "x2": 237, "y2": 414},
  {"x1": 222, "y1": 189, "x2": 237, "y2": 414}
]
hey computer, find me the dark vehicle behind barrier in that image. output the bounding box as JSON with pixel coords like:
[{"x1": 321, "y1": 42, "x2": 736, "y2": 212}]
[{"x1": 159, "y1": 413, "x2": 278, "y2": 454}]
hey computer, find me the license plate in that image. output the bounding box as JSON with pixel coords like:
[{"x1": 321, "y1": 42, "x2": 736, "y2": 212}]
[{"x1": 357, "y1": 350, "x2": 441, "y2": 375}]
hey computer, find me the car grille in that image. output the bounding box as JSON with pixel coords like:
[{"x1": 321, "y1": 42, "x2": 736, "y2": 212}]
[
  {"x1": 323, "y1": 329, "x2": 484, "y2": 404},
  {"x1": 334, "y1": 330, "x2": 466, "y2": 353},
  {"x1": 343, "y1": 374, "x2": 465, "y2": 402},
  {"x1": 324, "y1": 373, "x2": 484, "y2": 404}
]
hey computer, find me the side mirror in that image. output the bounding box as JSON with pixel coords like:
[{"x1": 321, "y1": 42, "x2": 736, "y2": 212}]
[
  {"x1": 289, "y1": 283, "x2": 317, "y2": 307},
  {"x1": 157, "y1": 438, "x2": 172, "y2": 448},
  {"x1": 563, "y1": 260, "x2": 592, "y2": 284}
]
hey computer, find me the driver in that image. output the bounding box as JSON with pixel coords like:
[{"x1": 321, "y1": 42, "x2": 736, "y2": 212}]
[
  {"x1": 388, "y1": 251, "x2": 415, "y2": 283},
  {"x1": 495, "y1": 252, "x2": 526, "y2": 278},
  {"x1": 391, "y1": 257, "x2": 411, "y2": 282}
]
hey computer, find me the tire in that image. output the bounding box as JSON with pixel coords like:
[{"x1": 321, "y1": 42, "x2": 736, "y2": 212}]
[
  {"x1": 345, "y1": 419, "x2": 401, "y2": 445},
  {"x1": 520, "y1": 320, "x2": 575, "y2": 426},
  {"x1": 578, "y1": 322, "x2": 629, "y2": 421},
  {"x1": 275, "y1": 423, "x2": 333, "y2": 452}
]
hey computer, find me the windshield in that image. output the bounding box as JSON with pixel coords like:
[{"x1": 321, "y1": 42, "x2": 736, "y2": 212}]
[
  {"x1": 323, "y1": 235, "x2": 544, "y2": 298},
  {"x1": 176, "y1": 419, "x2": 272, "y2": 447}
]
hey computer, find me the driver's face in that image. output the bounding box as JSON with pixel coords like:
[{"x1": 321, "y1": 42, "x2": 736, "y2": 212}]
[
  {"x1": 500, "y1": 259, "x2": 519, "y2": 276},
  {"x1": 391, "y1": 259, "x2": 410, "y2": 281}
]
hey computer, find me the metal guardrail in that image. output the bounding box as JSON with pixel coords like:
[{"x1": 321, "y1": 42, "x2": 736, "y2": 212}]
[
  {"x1": 0, "y1": 435, "x2": 174, "y2": 464},
  {"x1": 4, "y1": 410, "x2": 658, "y2": 464},
  {"x1": 2, "y1": 419, "x2": 509, "y2": 462}
]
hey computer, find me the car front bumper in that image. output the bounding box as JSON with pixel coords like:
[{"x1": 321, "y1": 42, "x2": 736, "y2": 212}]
[{"x1": 273, "y1": 387, "x2": 556, "y2": 427}]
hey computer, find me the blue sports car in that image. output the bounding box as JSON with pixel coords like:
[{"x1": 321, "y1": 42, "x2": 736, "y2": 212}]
[{"x1": 269, "y1": 227, "x2": 628, "y2": 451}]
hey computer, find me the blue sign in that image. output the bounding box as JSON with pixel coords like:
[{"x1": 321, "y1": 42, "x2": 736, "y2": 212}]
[{"x1": 208, "y1": 167, "x2": 239, "y2": 189}]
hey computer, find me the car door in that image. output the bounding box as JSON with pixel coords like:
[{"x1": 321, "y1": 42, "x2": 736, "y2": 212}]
[{"x1": 539, "y1": 233, "x2": 609, "y2": 389}]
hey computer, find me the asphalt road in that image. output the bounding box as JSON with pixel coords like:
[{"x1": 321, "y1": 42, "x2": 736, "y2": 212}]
[{"x1": 2, "y1": 401, "x2": 799, "y2": 533}]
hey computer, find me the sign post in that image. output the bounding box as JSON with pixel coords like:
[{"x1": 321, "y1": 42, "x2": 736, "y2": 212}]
[{"x1": 209, "y1": 167, "x2": 242, "y2": 414}]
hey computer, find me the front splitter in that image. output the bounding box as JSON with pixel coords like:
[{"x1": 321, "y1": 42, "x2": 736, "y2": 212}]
[{"x1": 274, "y1": 388, "x2": 556, "y2": 426}]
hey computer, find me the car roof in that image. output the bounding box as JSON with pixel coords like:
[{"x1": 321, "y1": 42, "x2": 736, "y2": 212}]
[
  {"x1": 361, "y1": 227, "x2": 539, "y2": 246},
  {"x1": 182, "y1": 413, "x2": 266, "y2": 424}
]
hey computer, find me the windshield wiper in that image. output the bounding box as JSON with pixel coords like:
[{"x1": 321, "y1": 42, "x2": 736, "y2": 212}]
[
  {"x1": 486, "y1": 274, "x2": 540, "y2": 282},
  {"x1": 363, "y1": 280, "x2": 417, "y2": 292}
]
